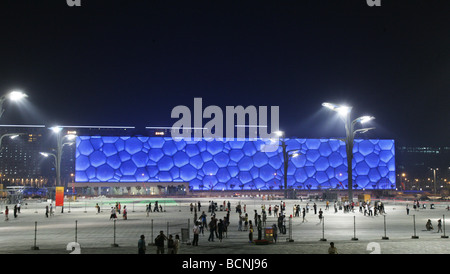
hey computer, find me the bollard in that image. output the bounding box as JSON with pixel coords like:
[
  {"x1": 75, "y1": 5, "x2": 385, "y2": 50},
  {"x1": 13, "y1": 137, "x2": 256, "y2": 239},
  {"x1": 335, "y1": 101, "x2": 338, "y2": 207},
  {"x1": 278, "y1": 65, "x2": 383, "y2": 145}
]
[
  {"x1": 412, "y1": 215, "x2": 419, "y2": 239},
  {"x1": 442, "y1": 215, "x2": 449, "y2": 239},
  {"x1": 320, "y1": 216, "x2": 326, "y2": 241},
  {"x1": 288, "y1": 217, "x2": 294, "y2": 242},
  {"x1": 111, "y1": 219, "x2": 119, "y2": 247},
  {"x1": 148, "y1": 219, "x2": 154, "y2": 246},
  {"x1": 382, "y1": 215, "x2": 389, "y2": 240},
  {"x1": 351, "y1": 216, "x2": 358, "y2": 241},
  {"x1": 75, "y1": 220, "x2": 78, "y2": 243},
  {"x1": 31, "y1": 221, "x2": 39, "y2": 250}
]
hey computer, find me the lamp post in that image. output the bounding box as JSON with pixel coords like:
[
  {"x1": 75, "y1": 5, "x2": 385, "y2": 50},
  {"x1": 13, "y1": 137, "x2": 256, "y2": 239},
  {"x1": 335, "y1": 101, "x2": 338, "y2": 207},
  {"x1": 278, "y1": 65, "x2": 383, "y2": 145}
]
[
  {"x1": 275, "y1": 131, "x2": 301, "y2": 199},
  {"x1": 430, "y1": 168, "x2": 438, "y2": 195},
  {"x1": 0, "y1": 133, "x2": 24, "y2": 149},
  {"x1": 0, "y1": 91, "x2": 28, "y2": 119},
  {"x1": 43, "y1": 127, "x2": 76, "y2": 187},
  {"x1": 322, "y1": 102, "x2": 375, "y2": 202}
]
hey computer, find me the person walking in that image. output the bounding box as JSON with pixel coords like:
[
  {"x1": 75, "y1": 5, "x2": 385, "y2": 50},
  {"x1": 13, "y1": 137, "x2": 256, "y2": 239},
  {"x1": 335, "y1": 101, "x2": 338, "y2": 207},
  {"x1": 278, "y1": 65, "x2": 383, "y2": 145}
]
[
  {"x1": 155, "y1": 231, "x2": 167, "y2": 254},
  {"x1": 138, "y1": 235, "x2": 146, "y2": 254}
]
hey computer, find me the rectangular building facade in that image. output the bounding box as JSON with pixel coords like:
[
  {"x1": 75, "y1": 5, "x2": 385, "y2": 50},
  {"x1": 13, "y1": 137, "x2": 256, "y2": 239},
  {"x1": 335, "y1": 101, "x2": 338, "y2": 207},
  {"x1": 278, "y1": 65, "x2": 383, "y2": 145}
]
[{"x1": 75, "y1": 136, "x2": 396, "y2": 191}]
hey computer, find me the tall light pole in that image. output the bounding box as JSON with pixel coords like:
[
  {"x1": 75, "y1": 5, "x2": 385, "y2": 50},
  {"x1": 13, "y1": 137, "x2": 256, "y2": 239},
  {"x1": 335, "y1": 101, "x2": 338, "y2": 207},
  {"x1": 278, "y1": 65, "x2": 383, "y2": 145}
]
[
  {"x1": 0, "y1": 133, "x2": 24, "y2": 149},
  {"x1": 430, "y1": 168, "x2": 438, "y2": 195},
  {"x1": 275, "y1": 131, "x2": 301, "y2": 199},
  {"x1": 322, "y1": 102, "x2": 375, "y2": 202},
  {"x1": 0, "y1": 91, "x2": 28, "y2": 119},
  {"x1": 45, "y1": 127, "x2": 76, "y2": 187}
]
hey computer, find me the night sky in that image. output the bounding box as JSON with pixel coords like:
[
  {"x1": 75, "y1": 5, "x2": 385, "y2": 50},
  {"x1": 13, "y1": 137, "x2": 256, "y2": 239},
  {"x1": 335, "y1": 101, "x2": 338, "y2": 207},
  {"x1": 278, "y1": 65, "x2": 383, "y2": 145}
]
[{"x1": 0, "y1": 0, "x2": 448, "y2": 146}]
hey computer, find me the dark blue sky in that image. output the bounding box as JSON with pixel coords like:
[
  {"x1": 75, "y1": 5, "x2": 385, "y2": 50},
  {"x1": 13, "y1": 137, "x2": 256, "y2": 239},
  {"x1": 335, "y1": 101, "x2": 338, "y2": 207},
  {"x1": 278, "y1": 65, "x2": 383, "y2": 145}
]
[{"x1": 0, "y1": 0, "x2": 448, "y2": 145}]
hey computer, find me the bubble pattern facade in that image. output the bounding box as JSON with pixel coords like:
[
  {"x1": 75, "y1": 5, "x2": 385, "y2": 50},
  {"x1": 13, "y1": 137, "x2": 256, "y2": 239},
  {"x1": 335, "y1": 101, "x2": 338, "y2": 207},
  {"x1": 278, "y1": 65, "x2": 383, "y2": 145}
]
[{"x1": 75, "y1": 136, "x2": 396, "y2": 190}]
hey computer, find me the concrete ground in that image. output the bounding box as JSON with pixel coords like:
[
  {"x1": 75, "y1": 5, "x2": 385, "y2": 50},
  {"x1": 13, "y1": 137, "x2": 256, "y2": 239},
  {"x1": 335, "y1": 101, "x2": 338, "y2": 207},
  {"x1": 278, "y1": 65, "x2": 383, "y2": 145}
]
[{"x1": 0, "y1": 196, "x2": 449, "y2": 254}]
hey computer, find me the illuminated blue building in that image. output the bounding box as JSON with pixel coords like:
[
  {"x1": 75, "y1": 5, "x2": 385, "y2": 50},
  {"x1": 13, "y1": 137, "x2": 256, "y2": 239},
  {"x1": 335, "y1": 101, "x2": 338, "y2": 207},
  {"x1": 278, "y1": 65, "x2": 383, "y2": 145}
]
[{"x1": 75, "y1": 137, "x2": 395, "y2": 191}]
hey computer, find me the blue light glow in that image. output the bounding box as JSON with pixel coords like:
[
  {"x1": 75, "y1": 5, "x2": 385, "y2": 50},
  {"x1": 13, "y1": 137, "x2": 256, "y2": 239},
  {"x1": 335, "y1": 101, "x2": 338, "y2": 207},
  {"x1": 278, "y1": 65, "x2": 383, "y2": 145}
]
[{"x1": 75, "y1": 137, "x2": 396, "y2": 190}]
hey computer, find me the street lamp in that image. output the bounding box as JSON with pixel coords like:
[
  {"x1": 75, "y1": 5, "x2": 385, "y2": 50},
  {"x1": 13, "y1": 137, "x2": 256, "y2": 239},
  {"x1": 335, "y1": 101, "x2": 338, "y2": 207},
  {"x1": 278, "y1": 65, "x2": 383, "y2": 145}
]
[
  {"x1": 275, "y1": 131, "x2": 301, "y2": 199},
  {"x1": 0, "y1": 91, "x2": 28, "y2": 119},
  {"x1": 0, "y1": 133, "x2": 25, "y2": 149},
  {"x1": 46, "y1": 126, "x2": 76, "y2": 187},
  {"x1": 430, "y1": 168, "x2": 439, "y2": 195},
  {"x1": 322, "y1": 102, "x2": 375, "y2": 202}
]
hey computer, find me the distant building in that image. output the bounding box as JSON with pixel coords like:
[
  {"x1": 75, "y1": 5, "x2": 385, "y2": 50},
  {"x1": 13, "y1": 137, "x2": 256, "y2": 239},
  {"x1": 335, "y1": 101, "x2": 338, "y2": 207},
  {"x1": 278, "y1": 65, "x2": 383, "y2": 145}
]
[{"x1": 396, "y1": 145, "x2": 450, "y2": 191}]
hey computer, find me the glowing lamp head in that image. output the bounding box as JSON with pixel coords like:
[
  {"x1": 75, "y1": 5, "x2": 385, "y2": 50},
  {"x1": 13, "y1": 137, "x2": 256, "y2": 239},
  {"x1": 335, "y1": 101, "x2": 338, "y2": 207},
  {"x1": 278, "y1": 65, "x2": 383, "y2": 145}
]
[
  {"x1": 50, "y1": 126, "x2": 63, "y2": 133},
  {"x1": 359, "y1": 116, "x2": 375, "y2": 123},
  {"x1": 8, "y1": 91, "x2": 27, "y2": 101}
]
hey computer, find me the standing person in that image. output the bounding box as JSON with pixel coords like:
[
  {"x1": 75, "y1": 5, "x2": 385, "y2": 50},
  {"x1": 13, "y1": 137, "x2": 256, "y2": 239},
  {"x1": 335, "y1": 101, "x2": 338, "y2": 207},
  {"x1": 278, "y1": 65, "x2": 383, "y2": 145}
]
[
  {"x1": 13, "y1": 204, "x2": 17, "y2": 218},
  {"x1": 318, "y1": 208, "x2": 323, "y2": 223},
  {"x1": 96, "y1": 203, "x2": 101, "y2": 214},
  {"x1": 328, "y1": 242, "x2": 338, "y2": 254},
  {"x1": 155, "y1": 231, "x2": 167, "y2": 254},
  {"x1": 45, "y1": 205, "x2": 49, "y2": 218},
  {"x1": 192, "y1": 221, "x2": 200, "y2": 246},
  {"x1": 123, "y1": 205, "x2": 127, "y2": 220},
  {"x1": 110, "y1": 207, "x2": 117, "y2": 220},
  {"x1": 313, "y1": 203, "x2": 317, "y2": 214},
  {"x1": 257, "y1": 215, "x2": 263, "y2": 240},
  {"x1": 190, "y1": 203, "x2": 194, "y2": 214},
  {"x1": 302, "y1": 208, "x2": 307, "y2": 222},
  {"x1": 438, "y1": 219, "x2": 443, "y2": 233},
  {"x1": 406, "y1": 204, "x2": 410, "y2": 215},
  {"x1": 208, "y1": 217, "x2": 216, "y2": 242},
  {"x1": 218, "y1": 219, "x2": 224, "y2": 242},
  {"x1": 248, "y1": 220, "x2": 253, "y2": 243},
  {"x1": 50, "y1": 204, "x2": 54, "y2": 217},
  {"x1": 4, "y1": 206, "x2": 9, "y2": 221},
  {"x1": 138, "y1": 235, "x2": 146, "y2": 254},
  {"x1": 174, "y1": 235, "x2": 180, "y2": 254},
  {"x1": 272, "y1": 224, "x2": 278, "y2": 243},
  {"x1": 167, "y1": 234, "x2": 175, "y2": 254}
]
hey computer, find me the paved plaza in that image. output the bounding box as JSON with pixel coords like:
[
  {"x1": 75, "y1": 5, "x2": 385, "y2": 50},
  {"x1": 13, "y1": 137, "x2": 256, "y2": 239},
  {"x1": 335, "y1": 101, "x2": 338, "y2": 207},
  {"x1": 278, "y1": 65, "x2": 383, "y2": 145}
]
[{"x1": 0, "y1": 195, "x2": 450, "y2": 254}]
